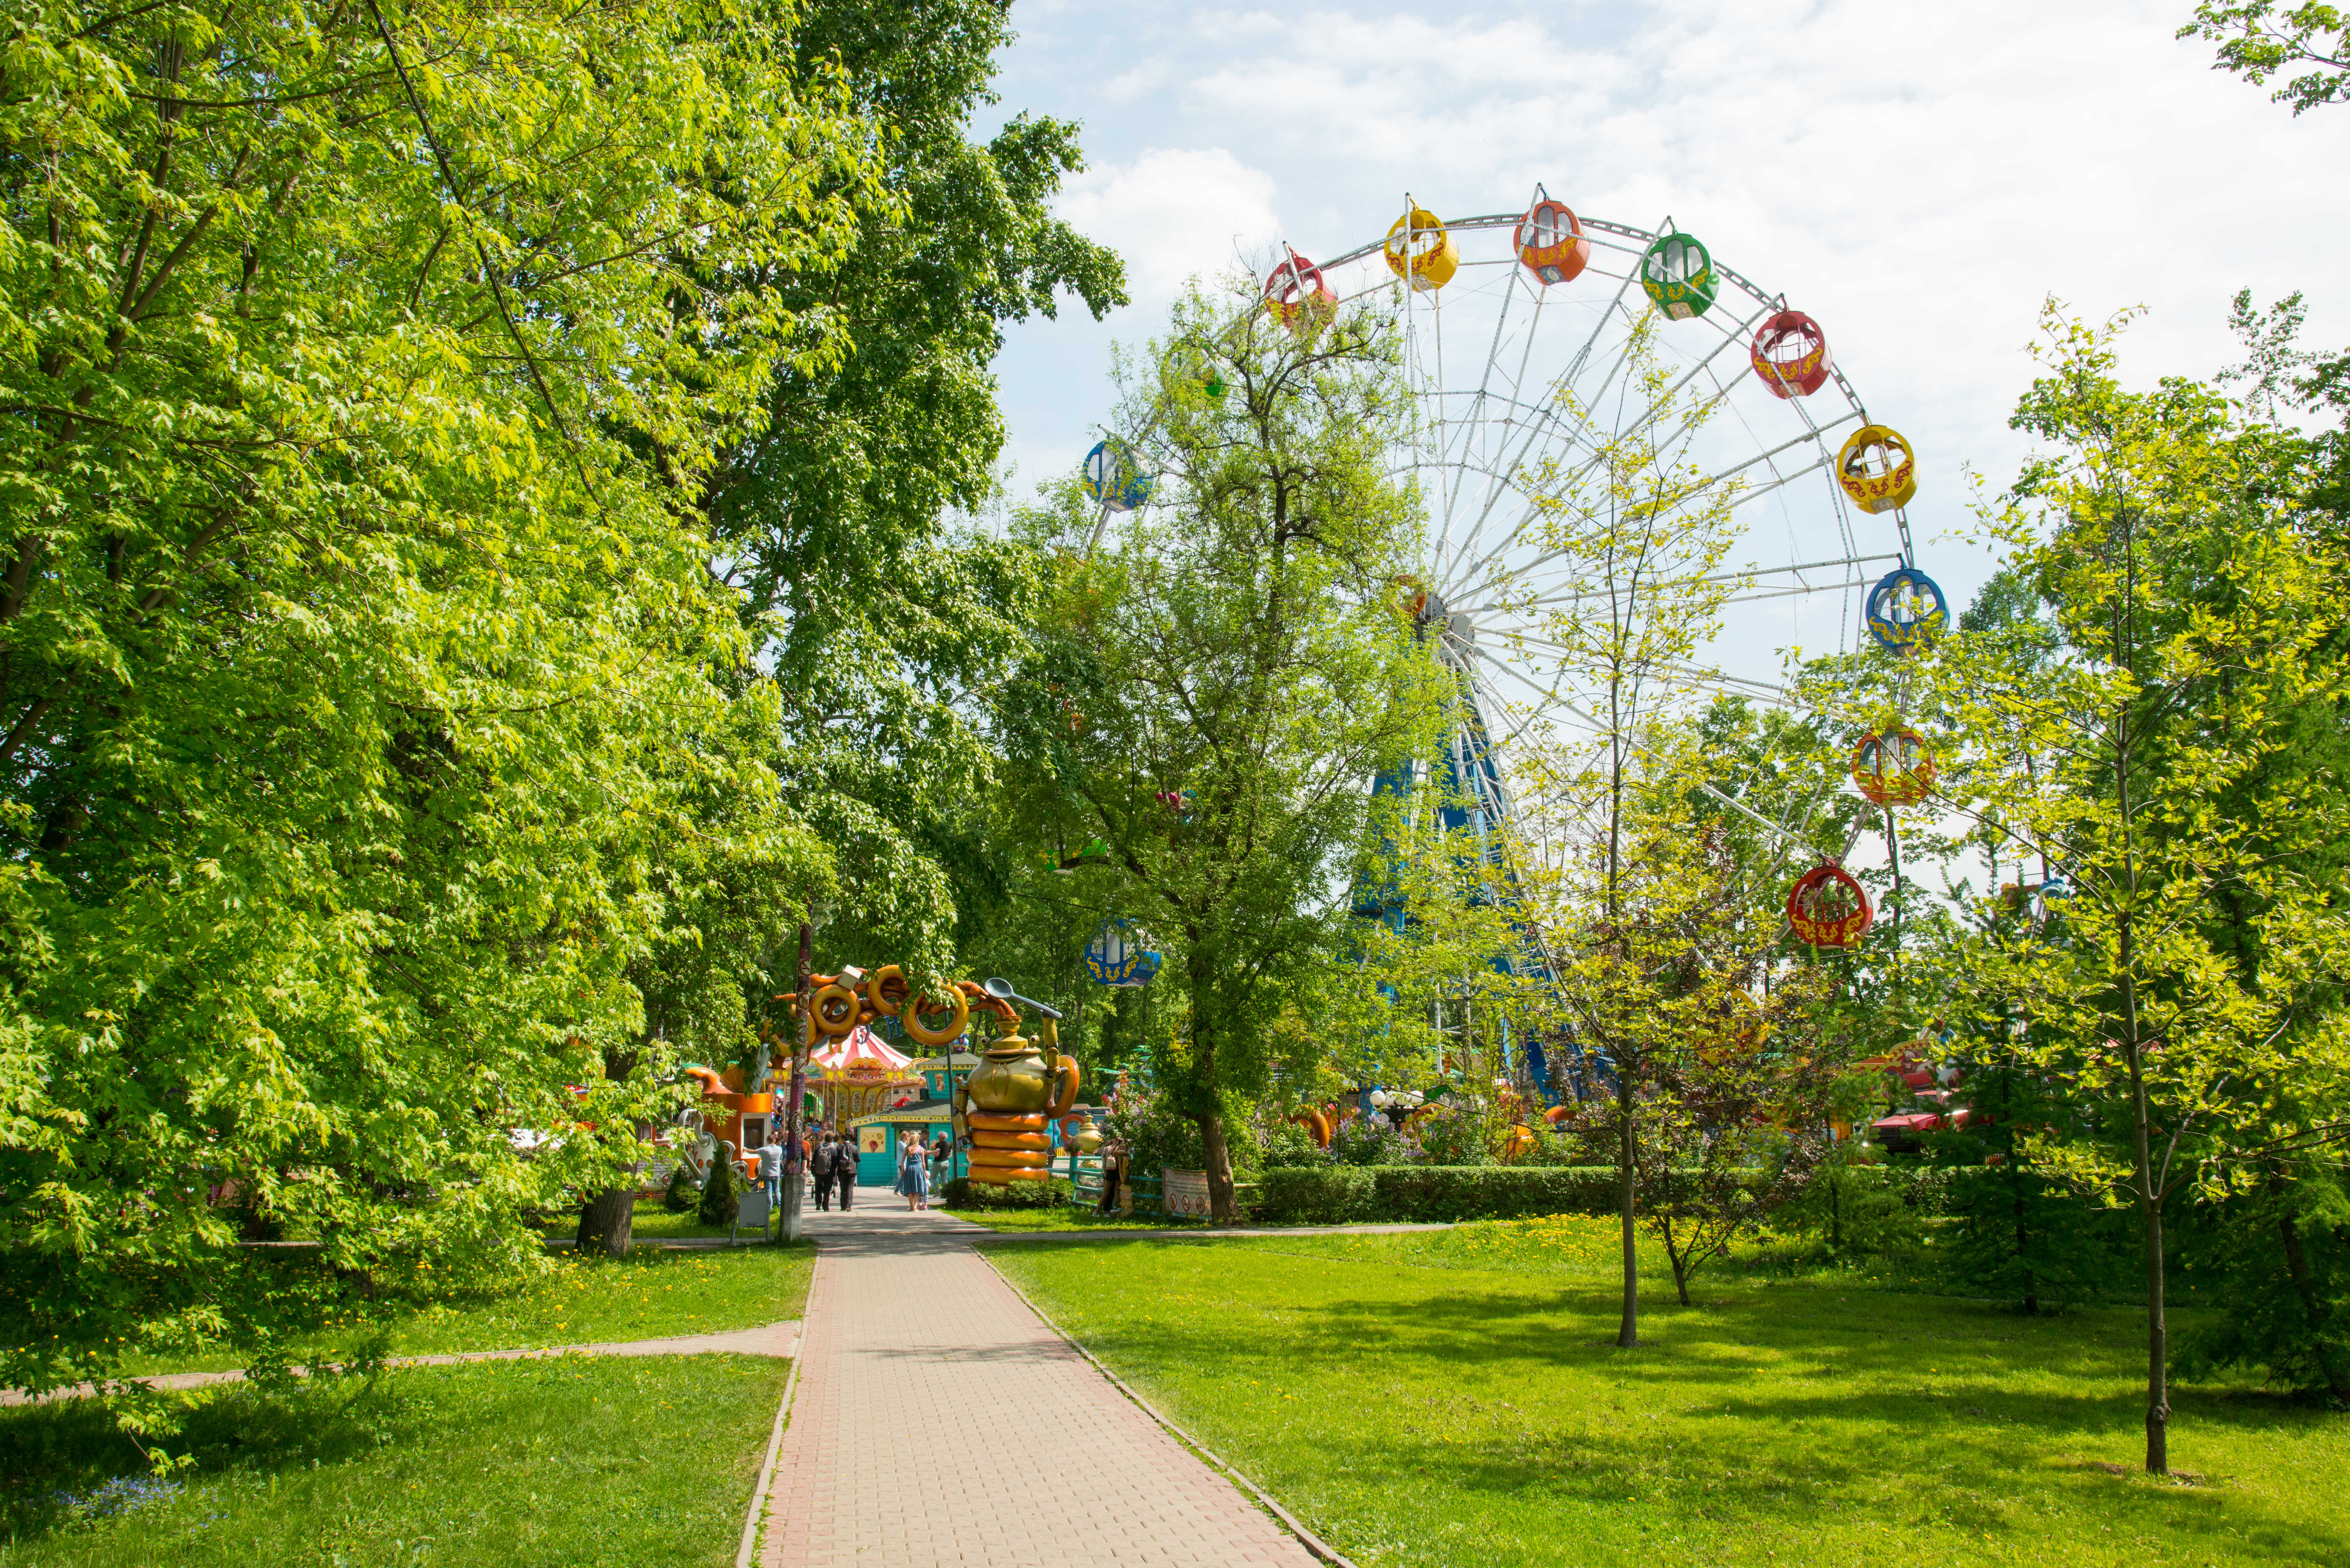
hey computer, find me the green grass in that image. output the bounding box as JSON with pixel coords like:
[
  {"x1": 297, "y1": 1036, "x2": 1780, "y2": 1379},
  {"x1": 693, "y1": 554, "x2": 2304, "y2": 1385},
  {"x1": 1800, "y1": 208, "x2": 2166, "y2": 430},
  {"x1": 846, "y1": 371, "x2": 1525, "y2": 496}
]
[
  {"x1": 0, "y1": 1354, "x2": 783, "y2": 1566},
  {"x1": 990, "y1": 1214, "x2": 2350, "y2": 1568},
  {"x1": 114, "y1": 1241, "x2": 815, "y2": 1378},
  {"x1": 535, "y1": 1197, "x2": 772, "y2": 1242}
]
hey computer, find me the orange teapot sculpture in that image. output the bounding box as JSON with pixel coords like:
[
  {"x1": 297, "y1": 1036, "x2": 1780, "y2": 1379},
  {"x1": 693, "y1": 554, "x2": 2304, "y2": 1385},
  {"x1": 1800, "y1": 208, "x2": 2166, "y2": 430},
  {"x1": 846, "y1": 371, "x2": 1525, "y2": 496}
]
[{"x1": 952, "y1": 981, "x2": 1081, "y2": 1185}]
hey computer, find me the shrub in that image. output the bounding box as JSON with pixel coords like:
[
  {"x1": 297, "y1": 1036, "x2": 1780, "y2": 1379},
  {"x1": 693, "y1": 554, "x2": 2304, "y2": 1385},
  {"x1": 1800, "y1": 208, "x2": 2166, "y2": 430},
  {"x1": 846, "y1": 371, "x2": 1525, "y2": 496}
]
[
  {"x1": 1255, "y1": 1165, "x2": 1623, "y2": 1224},
  {"x1": 1260, "y1": 1166, "x2": 1375, "y2": 1224},
  {"x1": 1778, "y1": 1160, "x2": 1943, "y2": 1257},
  {"x1": 1257, "y1": 1121, "x2": 1326, "y2": 1170},
  {"x1": 1412, "y1": 1111, "x2": 1496, "y2": 1166},
  {"x1": 1328, "y1": 1117, "x2": 1411, "y2": 1166},
  {"x1": 942, "y1": 1176, "x2": 1073, "y2": 1210},
  {"x1": 661, "y1": 1163, "x2": 698, "y2": 1215},
  {"x1": 696, "y1": 1154, "x2": 741, "y2": 1229}
]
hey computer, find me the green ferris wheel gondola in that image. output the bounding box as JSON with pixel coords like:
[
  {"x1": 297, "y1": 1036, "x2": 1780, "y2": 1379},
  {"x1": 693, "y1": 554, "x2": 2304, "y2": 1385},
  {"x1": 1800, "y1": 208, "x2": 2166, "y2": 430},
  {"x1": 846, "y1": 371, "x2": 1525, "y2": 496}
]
[{"x1": 1639, "y1": 231, "x2": 1717, "y2": 320}]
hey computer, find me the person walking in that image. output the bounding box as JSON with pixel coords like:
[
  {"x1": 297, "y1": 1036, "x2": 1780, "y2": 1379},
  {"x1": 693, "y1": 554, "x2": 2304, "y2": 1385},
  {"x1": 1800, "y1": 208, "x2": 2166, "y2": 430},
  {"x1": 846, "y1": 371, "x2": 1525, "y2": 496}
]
[
  {"x1": 895, "y1": 1135, "x2": 929, "y2": 1212},
  {"x1": 929, "y1": 1132, "x2": 951, "y2": 1194},
  {"x1": 831, "y1": 1132, "x2": 857, "y2": 1211},
  {"x1": 811, "y1": 1133, "x2": 836, "y2": 1211},
  {"x1": 1096, "y1": 1137, "x2": 1126, "y2": 1216},
  {"x1": 756, "y1": 1128, "x2": 786, "y2": 1215}
]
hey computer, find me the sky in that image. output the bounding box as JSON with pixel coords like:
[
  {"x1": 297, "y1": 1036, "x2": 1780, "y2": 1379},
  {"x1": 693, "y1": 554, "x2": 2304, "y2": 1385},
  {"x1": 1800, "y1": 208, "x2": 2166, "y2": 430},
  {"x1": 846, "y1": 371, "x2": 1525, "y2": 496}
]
[{"x1": 981, "y1": 0, "x2": 2350, "y2": 637}]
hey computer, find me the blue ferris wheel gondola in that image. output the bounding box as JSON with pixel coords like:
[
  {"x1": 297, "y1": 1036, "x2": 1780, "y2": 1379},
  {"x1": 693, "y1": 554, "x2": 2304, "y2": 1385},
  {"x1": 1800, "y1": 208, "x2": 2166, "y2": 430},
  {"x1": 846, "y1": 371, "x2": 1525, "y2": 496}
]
[
  {"x1": 1084, "y1": 441, "x2": 1155, "y2": 513},
  {"x1": 1083, "y1": 918, "x2": 1161, "y2": 988},
  {"x1": 1864, "y1": 565, "x2": 1949, "y2": 654}
]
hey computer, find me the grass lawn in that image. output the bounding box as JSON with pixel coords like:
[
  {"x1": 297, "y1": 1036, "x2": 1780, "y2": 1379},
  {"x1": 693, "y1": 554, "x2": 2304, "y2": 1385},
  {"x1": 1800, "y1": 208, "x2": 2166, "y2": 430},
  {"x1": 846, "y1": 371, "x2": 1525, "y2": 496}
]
[
  {"x1": 111, "y1": 1240, "x2": 815, "y2": 1378},
  {"x1": 990, "y1": 1216, "x2": 2350, "y2": 1568},
  {"x1": 537, "y1": 1197, "x2": 761, "y2": 1242},
  {"x1": 0, "y1": 1354, "x2": 783, "y2": 1566}
]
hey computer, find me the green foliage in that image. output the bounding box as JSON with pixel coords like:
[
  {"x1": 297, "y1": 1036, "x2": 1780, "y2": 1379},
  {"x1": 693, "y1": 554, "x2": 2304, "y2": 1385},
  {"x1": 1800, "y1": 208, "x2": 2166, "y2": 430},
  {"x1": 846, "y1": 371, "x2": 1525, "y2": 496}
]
[
  {"x1": 2182, "y1": 3, "x2": 2349, "y2": 114},
  {"x1": 1778, "y1": 1160, "x2": 1939, "y2": 1260},
  {"x1": 0, "y1": 0, "x2": 889, "y2": 1407},
  {"x1": 1326, "y1": 1114, "x2": 1410, "y2": 1167},
  {"x1": 661, "y1": 1163, "x2": 700, "y2": 1215},
  {"x1": 1892, "y1": 303, "x2": 2350, "y2": 1466},
  {"x1": 1256, "y1": 1165, "x2": 1375, "y2": 1224},
  {"x1": 991, "y1": 277, "x2": 1444, "y2": 1219},
  {"x1": 707, "y1": 0, "x2": 1125, "y2": 978},
  {"x1": 940, "y1": 1175, "x2": 1072, "y2": 1210},
  {"x1": 2177, "y1": 1163, "x2": 2350, "y2": 1399},
  {"x1": 696, "y1": 1155, "x2": 743, "y2": 1231},
  {"x1": 1255, "y1": 1120, "x2": 1327, "y2": 1170},
  {"x1": 1409, "y1": 1110, "x2": 1495, "y2": 1166},
  {"x1": 1254, "y1": 1165, "x2": 1624, "y2": 1225},
  {"x1": 0, "y1": 0, "x2": 1127, "y2": 1417}
]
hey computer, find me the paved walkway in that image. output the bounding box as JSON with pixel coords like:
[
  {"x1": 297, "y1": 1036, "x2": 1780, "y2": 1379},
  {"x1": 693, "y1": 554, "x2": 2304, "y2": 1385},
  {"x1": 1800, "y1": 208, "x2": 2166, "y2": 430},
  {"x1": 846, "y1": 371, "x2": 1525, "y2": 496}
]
[
  {"x1": 2, "y1": 1321, "x2": 800, "y2": 1407},
  {"x1": 756, "y1": 1205, "x2": 1317, "y2": 1567}
]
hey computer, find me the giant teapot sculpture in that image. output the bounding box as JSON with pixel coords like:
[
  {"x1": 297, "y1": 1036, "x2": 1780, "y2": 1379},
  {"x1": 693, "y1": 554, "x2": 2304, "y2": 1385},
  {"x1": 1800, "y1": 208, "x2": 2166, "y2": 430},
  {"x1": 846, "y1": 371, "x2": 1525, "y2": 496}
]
[{"x1": 952, "y1": 982, "x2": 1081, "y2": 1185}]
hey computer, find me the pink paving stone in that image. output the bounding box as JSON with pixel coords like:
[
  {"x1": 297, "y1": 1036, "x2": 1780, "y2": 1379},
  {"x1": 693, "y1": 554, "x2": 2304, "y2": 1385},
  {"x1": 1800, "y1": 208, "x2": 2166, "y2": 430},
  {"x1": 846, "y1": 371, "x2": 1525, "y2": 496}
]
[{"x1": 755, "y1": 1204, "x2": 1317, "y2": 1568}]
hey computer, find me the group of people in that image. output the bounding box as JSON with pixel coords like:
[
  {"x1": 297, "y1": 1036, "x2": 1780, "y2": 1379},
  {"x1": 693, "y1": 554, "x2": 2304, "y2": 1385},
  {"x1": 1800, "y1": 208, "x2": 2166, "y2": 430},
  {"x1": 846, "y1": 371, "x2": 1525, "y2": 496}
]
[{"x1": 809, "y1": 1132, "x2": 858, "y2": 1211}]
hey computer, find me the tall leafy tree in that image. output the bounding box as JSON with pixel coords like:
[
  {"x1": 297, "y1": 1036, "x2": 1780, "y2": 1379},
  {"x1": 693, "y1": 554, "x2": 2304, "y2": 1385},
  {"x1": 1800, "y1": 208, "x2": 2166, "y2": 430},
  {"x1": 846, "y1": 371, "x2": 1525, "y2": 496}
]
[
  {"x1": 0, "y1": 0, "x2": 884, "y2": 1404},
  {"x1": 696, "y1": 0, "x2": 1126, "y2": 960},
  {"x1": 996, "y1": 278, "x2": 1443, "y2": 1223},
  {"x1": 1916, "y1": 305, "x2": 2350, "y2": 1473}
]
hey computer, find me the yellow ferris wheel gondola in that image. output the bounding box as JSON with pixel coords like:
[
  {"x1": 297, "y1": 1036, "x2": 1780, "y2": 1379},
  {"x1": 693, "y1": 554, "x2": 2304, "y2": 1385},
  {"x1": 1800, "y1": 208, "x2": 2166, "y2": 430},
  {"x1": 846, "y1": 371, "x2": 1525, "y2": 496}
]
[{"x1": 1383, "y1": 203, "x2": 1457, "y2": 292}]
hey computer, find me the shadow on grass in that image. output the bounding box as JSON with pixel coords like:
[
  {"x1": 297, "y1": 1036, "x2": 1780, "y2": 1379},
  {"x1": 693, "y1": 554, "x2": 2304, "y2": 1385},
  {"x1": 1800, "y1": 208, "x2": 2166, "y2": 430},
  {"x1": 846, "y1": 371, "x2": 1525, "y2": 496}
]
[
  {"x1": 1045, "y1": 1244, "x2": 2346, "y2": 1564},
  {"x1": 0, "y1": 1373, "x2": 406, "y2": 1543}
]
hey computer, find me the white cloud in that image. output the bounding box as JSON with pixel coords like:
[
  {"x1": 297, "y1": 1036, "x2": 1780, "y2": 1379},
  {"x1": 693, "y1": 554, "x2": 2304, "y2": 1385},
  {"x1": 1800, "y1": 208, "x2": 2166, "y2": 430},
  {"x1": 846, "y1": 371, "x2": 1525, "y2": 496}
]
[
  {"x1": 994, "y1": 0, "x2": 2350, "y2": 607},
  {"x1": 1055, "y1": 147, "x2": 1283, "y2": 309}
]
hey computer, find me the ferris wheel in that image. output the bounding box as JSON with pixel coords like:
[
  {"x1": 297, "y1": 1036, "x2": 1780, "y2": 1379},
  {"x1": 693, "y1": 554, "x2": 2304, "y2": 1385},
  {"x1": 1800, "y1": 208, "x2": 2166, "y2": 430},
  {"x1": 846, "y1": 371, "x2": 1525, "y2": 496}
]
[
  {"x1": 1240, "y1": 194, "x2": 1947, "y2": 872},
  {"x1": 1075, "y1": 191, "x2": 1950, "y2": 1089}
]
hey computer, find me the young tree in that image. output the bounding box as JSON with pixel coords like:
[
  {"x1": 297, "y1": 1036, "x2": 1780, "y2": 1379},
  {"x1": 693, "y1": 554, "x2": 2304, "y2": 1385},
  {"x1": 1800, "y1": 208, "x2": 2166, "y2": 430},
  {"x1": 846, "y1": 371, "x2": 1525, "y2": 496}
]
[
  {"x1": 996, "y1": 276, "x2": 1443, "y2": 1222},
  {"x1": 1514, "y1": 314, "x2": 1761, "y2": 1347},
  {"x1": 1916, "y1": 304, "x2": 2350, "y2": 1472},
  {"x1": 1546, "y1": 713, "x2": 1857, "y2": 1310}
]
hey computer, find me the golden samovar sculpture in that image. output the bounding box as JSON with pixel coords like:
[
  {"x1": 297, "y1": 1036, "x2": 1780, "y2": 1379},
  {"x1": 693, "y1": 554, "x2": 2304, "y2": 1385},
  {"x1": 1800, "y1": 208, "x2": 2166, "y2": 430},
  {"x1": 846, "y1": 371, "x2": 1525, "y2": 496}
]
[{"x1": 952, "y1": 978, "x2": 1086, "y2": 1184}]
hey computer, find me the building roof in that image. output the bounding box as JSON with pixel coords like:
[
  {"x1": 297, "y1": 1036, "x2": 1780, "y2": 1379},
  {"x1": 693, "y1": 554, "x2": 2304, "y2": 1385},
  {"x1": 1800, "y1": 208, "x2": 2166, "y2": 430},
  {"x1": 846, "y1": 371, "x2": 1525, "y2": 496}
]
[{"x1": 810, "y1": 1026, "x2": 917, "y2": 1080}]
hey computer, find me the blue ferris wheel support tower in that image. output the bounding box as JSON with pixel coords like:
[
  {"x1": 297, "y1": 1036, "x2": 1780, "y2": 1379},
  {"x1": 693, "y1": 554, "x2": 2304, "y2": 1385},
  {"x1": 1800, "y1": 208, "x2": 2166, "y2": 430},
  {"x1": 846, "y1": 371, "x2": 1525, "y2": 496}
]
[{"x1": 1351, "y1": 599, "x2": 1592, "y2": 1106}]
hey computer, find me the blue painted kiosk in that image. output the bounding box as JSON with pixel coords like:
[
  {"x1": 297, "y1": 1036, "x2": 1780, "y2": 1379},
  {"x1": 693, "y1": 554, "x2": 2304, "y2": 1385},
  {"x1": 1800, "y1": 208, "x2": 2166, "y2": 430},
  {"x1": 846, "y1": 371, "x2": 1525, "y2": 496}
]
[{"x1": 846, "y1": 1050, "x2": 977, "y2": 1187}]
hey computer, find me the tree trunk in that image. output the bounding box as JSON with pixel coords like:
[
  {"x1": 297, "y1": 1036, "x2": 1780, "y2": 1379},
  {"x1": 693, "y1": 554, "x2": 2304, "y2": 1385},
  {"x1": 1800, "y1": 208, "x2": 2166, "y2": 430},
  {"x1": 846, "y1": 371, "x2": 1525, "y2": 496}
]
[
  {"x1": 2126, "y1": 1044, "x2": 2169, "y2": 1474},
  {"x1": 782, "y1": 921, "x2": 811, "y2": 1243},
  {"x1": 1201, "y1": 1110, "x2": 1238, "y2": 1224},
  {"x1": 1617, "y1": 1067, "x2": 1639, "y2": 1347},
  {"x1": 575, "y1": 1186, "x2": 635, "y2": 1258},
  {"x1": 2014, "y1": 1170, "x2": 2037, "y2": 1316},
  {"x1": 1664, "y1": 1221, "x2": 1691, "y2": 1306}
]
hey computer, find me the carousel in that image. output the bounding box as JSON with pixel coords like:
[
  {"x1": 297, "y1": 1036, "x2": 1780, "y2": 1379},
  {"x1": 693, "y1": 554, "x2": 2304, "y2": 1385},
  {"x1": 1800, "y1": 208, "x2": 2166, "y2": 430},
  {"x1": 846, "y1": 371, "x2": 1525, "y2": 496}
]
[{"x1": 811, "y1": 1026, "x2": 924, "y2": 1130}]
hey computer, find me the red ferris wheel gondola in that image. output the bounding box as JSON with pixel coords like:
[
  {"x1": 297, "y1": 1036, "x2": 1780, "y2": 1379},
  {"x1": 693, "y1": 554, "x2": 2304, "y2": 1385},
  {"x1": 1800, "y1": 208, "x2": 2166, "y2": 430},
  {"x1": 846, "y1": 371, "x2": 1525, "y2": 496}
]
[
  {"x1": 1750, "y1": 309, "x2": 1831, "y2": 398},
  {"x1": 1264, "y1": 245, "x2": 1335, "y2": 328},
  {"x1": 1786, "y1": 863, "x2": 1873, "y2": 948}
]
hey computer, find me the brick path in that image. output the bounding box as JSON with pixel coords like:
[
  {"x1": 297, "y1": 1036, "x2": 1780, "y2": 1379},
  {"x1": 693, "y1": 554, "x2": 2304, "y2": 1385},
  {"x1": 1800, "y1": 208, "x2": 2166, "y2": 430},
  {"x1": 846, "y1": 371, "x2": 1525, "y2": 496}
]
[{"x1": 757, "y1": 1204, "x2": 1317, "y2": 1567}]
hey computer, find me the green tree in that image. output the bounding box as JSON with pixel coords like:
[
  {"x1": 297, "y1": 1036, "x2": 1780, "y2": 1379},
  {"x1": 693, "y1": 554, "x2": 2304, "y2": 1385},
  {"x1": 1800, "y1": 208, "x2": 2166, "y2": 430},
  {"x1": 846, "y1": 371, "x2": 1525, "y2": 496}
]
[
  {"x1": 2182, "y1": 3, "x2": 2349, "y2": 114},
  {"x1": 1915, "y1": 304, "x2": 2350, "y2": 1472},
  {"x1": 996, "y1": 277, "x2": 1443, "y2": 1222},
  {"x1": 0, "y1": 0, "x2": 882, "y2": 1409},
  {"x1": 696, "y1": 0, "x2": 1126, "y2": 966}
]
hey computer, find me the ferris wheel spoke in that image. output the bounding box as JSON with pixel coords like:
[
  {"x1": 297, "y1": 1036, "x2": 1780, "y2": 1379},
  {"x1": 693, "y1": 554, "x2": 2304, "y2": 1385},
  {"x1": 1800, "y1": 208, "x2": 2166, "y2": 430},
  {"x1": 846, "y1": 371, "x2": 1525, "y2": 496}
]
[{"x1": 1436, "y1": 271, "x2": 1542, "y2": 574}]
